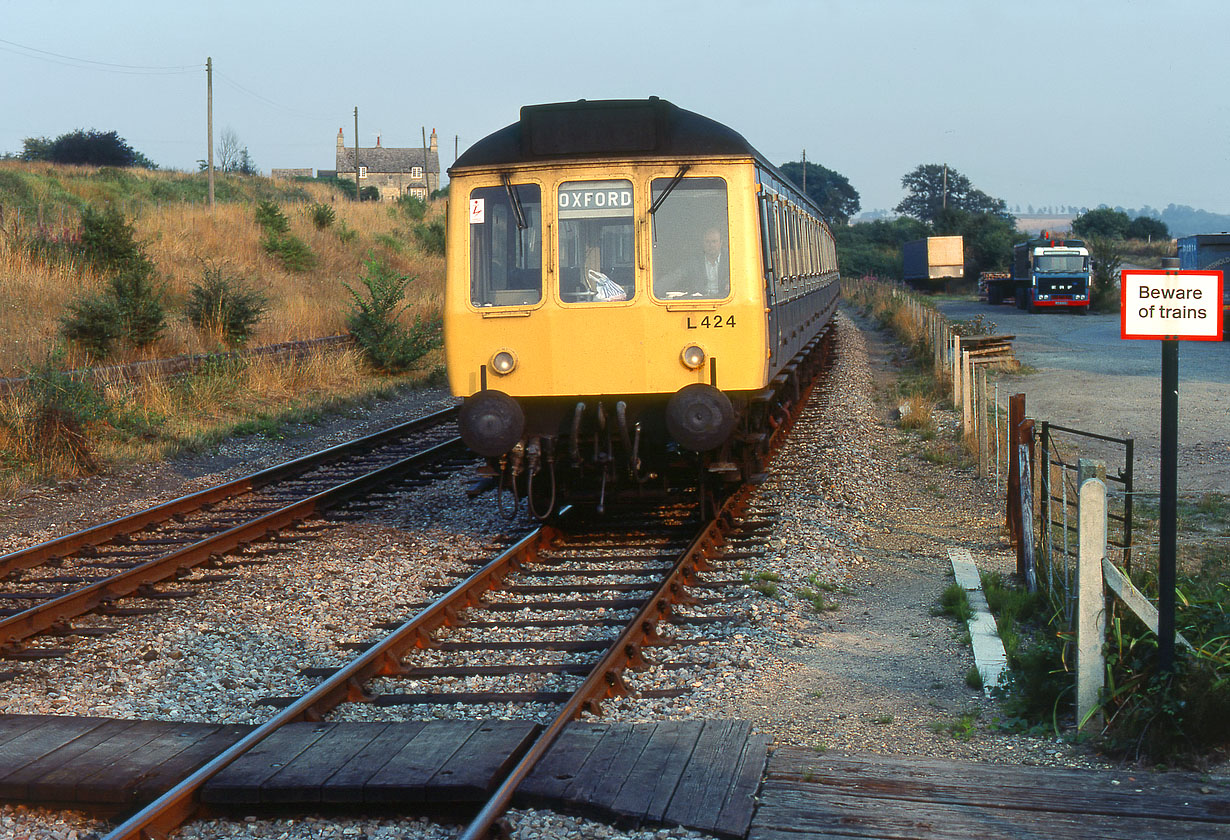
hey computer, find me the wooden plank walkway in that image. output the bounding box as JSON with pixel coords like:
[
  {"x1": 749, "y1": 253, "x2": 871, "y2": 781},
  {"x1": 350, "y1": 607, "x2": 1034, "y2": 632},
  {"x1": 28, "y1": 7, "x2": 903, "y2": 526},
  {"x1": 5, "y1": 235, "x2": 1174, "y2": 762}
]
[
  {"x1": 750, "y1": 748, "x2": 1230, "y2": 839},
  {"x1": 0, "y1": 715, "x2": 764, "y2": 838}
]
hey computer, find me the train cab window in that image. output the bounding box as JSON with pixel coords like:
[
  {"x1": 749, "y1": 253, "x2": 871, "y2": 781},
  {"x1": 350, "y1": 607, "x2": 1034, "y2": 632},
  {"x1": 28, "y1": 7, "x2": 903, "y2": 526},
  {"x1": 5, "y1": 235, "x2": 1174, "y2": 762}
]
[
  {"x1": 468, "y1": 184, "x2": 542, "y2": 307},
  {"x1": 650, "y1": 177, "x2": 729, "y2": 300},
  {"x1": 557, "y1": 179, "x2": 635, "y2": 303}
]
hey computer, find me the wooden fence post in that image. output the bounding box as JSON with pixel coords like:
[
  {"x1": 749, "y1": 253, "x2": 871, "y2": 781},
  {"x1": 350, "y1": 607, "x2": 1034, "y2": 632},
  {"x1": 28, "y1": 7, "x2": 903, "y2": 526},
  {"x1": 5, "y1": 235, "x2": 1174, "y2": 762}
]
[
  {"x1": 1007, "y1": 393, "x2": 1026, "y2": 543},
  {"x1": 951, "y1": 334, "x2": 962, "y2": 409},
  {"x1": 977, "y1": 365, "x2": 989, "y2": 479},
  {"x1": 1077, "y1": 474, "x2": 1107, "y2": 730},
  {"x1": 1018, "y1": 427, "x2": 1037, "y2": 591}
]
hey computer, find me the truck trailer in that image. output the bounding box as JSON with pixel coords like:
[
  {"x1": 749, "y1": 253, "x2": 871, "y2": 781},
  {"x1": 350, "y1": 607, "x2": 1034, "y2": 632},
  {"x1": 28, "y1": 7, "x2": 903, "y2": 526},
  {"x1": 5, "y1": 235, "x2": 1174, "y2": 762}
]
[
  {"x1": 996, "y1": 234, "x2": 1091, "y2": 312},
  {"x1": 1177, "y1": 232, "x2": 1230, "y2": 339},
  {"x1": 903, "y1": 236, "x2": 963, "y2": 289}
]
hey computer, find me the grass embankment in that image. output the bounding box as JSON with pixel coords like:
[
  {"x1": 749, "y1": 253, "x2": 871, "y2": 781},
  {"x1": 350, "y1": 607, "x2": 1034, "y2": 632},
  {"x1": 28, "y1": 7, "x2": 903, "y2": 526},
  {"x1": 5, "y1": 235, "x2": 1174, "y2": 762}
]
[
  {"x1": 0, "y1": 162, "x2": 446, "y2": 495},
  {"x1": 0, "y1": 161, "x2": 443, "y2": 373}
]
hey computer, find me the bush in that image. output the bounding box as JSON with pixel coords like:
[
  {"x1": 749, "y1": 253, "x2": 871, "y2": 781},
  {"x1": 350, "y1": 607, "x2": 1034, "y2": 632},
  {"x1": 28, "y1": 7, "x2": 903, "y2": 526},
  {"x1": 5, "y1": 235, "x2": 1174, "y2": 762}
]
[
  {"x1": 396, "y1": 193, "x2": 428, "y2": 221},
  {"x1": 59, "y1": 207, "x2": 166, "y2": 358},
  {"x1": 261, "y1": 231, "x2": 316, "y2": 272},
  {"x1": 187, "y1": 265, "x2": 269, "y2": 346},
  {"x1": 308, "y1": 202, "x2": 335, "y2": 230},
  {"x1": 412, "y1": 218, "x2": 445, "y2": 256},
  {"x1": 345, "y1": 257, "x2": 441, "y2": 372},
  {"x1": 254, "y1": 200, "x2": 290, "y2": 234}
]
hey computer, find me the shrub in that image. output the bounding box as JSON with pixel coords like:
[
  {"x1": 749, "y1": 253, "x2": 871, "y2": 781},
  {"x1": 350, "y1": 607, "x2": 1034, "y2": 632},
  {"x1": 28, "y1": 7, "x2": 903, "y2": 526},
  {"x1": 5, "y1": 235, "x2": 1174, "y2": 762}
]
[
  {"x1": 187, "y1": 265, "x2": 269, "y2": 346},
  {"x1": 254, "y1": 200, "x2": 290, "y2": 234},
  {"x1": 60, "y1": 209, "x2": 166, "y2": 358},
  {"x1": 345, "y1": 257, "x2": 441, "y2": 372},
  {"x1": 308, "y1": 202, "x2": 335, "y2": 230},
  {"x1": 412, "y1": 218, "x2": 445, "y2": 256},
  {"x1": 261, "y1": 231, "x2": 316, "y2": 272},
  {"x1": 396, "y1": 193, "x2": 428, "y2": 221}
]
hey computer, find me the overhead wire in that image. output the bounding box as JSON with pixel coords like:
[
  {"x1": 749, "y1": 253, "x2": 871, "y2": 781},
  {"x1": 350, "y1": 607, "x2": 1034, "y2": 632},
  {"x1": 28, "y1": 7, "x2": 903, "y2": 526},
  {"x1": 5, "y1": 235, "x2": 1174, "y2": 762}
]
[{"x1": 0, "y1": 37, "x2": 201, "y2": 75}]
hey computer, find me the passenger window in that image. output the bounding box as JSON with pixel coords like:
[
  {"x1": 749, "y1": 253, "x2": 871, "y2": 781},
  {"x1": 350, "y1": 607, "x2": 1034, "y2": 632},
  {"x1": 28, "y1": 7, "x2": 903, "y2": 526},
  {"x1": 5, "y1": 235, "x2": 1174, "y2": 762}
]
[
  {"x1": 650, "y1": 177, "x2": 730, "y2": 300},
  {"x1": 469, "y1": 184, "x2": 542, "y2": 307},
  {"x1": 557, "y1": 179, "x2": 634, "y2": 303}
]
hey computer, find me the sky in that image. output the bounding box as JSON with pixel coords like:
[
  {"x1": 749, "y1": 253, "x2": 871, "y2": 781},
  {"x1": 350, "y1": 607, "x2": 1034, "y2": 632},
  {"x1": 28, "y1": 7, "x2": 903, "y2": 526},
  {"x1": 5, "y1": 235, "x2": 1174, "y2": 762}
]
[{"x1": 2, "y1": 0, "x2": 1227, "y2": 215}]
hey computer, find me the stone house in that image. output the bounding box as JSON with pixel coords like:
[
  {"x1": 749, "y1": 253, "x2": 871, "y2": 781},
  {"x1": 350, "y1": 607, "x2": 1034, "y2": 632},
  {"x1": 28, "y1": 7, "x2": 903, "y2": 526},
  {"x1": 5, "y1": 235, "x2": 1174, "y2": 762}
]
[{"x1": 335, "y1": 128, "x2": 440, "y2": 201}]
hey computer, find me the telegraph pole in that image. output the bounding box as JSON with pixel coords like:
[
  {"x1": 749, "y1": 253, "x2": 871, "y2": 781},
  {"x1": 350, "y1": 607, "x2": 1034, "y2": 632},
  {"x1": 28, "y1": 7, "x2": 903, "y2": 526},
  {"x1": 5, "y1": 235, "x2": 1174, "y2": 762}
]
[
  {"x1": 206, "y1": 57, "x2": 214, "y2": 208},
  {"x1": 353, "y1": 107, "x2": 360, "y2": 202}
]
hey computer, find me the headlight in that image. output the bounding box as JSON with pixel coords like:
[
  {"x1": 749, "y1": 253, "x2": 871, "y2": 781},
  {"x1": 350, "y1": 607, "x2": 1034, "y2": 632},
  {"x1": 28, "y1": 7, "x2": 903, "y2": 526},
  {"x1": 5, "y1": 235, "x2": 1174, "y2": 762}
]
[
  {"x1": 680, "y1": 344, "x2": 706, "y2": 370},
  {"x1": 490, "y1": 350, "x2": 517, "y2": 375}
]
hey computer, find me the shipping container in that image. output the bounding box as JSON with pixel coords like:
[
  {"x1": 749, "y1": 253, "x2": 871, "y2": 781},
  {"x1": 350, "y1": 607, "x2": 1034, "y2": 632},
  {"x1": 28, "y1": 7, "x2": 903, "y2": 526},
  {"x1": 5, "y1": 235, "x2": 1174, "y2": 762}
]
[
  {"x1": 1178, "y1": 233, "x2": 1230, "y2": 338},
  {"x1": 903, "y1": 235, "x2": 964, "y2": 284}
]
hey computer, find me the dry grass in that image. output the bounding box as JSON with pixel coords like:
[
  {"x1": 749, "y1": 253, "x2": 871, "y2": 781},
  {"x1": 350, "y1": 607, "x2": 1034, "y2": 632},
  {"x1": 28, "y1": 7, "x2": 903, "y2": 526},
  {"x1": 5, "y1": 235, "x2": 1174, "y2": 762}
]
[{"x1": 0, "y1": 176, "x2": 444, "y2": 375}]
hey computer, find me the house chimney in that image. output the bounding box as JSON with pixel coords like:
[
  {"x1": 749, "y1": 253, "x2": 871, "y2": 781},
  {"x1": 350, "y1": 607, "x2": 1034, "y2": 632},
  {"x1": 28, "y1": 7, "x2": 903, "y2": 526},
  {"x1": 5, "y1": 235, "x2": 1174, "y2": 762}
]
[
  {"x1": 376, "y1": 133, "x2": 381, "y2": 148},
  {"x1": 337, "y1": 128, "x2": 345, "y2": 149},
  {"x1": 430, "y1": 128, "x2": 438, "y2": 152}
]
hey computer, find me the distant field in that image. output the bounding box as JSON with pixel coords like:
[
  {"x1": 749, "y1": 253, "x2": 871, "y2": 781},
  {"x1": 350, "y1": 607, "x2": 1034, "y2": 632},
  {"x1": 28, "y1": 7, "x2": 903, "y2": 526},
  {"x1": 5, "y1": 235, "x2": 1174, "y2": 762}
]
[{"x1": 1014, "y1": 215, "x2": 1074, "y2": 235}]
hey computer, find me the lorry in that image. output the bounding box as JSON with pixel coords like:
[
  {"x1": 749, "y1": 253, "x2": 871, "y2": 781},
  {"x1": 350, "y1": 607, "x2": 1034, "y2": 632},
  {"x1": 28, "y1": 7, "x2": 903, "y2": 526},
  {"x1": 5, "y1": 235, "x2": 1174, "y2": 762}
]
[
  {"x1": 1177, "y1": 232, "x2": 1230, "y2": 339},
  {"x1": 984, "y1": 234, "x2": 1091, "y2": 312},
  {"x1": 902, "y1": 235, "x2": 963, "y2": 289}
]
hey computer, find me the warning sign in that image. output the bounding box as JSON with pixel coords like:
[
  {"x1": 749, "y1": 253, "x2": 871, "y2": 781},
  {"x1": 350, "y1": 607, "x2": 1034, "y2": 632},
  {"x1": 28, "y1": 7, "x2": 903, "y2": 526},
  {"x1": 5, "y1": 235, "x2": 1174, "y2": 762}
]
[{"x1": 1121, "y1": 269, "x2": 1223, "y2": 340}]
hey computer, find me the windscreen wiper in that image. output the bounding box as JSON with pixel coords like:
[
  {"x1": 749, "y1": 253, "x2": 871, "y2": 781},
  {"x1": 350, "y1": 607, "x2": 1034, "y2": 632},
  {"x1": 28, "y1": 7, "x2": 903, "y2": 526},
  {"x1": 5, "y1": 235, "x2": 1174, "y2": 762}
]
[
  {"x1": 649, "y1": 165, "x2": 690, "y2": 215},
  {"x1": 501, "y1": 173, "x2": 527, "y2": 230}
]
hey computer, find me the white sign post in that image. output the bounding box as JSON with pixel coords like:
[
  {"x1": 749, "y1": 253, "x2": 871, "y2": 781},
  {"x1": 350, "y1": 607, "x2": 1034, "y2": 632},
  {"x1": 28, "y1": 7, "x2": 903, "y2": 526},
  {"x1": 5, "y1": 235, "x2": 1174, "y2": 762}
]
[
  {"x1": 1121, "y1": 269, "x2": 1223, "y2": 340},
  {"x1": 1120, "y1": 267, "x2": 1223, "y2": 672}
]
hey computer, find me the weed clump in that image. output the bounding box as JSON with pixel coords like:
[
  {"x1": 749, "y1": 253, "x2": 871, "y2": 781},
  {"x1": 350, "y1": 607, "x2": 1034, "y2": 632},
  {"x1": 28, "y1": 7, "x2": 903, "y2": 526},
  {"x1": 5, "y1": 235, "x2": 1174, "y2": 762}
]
[
  {"x1": 412, "y1": 218, "x2": 445, "y2": 256},
  {"x1": 0, "y1": 360, "x2": 109, "y2": 478},
  {"x1": 345, "y1": 257, "x2": 441, "y2": 372},
  {"x1": 308, "y1": 202, "x2": 335, "y2": 230}
]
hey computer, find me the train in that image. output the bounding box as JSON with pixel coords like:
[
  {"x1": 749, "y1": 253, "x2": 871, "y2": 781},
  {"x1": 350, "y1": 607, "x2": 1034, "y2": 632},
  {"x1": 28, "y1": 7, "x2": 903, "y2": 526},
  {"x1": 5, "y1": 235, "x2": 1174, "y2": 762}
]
[{"x1": 443, "y1": 98, "x2": 840, "y2": 517}]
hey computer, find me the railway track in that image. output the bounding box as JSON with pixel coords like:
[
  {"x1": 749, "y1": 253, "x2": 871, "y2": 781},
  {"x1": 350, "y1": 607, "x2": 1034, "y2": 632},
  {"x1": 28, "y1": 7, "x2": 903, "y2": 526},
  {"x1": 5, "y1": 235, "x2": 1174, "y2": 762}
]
[
  {"x1": 0, "y1": 406, "x2": 470, "y2": 662},
  {"x1": 99, "y1": 486, "x2": 762, "y2": 840},
  {"x1": 97, "y1": 331, "x2": 834, "y2": 840}
]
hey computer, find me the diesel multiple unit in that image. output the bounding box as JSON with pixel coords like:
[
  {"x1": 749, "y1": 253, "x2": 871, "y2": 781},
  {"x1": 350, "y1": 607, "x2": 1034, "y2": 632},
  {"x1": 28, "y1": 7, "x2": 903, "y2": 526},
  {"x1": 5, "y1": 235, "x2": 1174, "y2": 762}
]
[{"x1": 444, "y1": 98, "x2": 839, "y2": 516}]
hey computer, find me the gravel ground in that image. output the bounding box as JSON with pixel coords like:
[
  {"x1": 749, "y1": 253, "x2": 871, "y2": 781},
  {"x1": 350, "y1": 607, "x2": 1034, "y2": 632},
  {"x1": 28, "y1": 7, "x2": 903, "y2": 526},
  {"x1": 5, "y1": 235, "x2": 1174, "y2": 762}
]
[{"x1": 0, "y1": 311, "x2": 1208, "y2": 840}]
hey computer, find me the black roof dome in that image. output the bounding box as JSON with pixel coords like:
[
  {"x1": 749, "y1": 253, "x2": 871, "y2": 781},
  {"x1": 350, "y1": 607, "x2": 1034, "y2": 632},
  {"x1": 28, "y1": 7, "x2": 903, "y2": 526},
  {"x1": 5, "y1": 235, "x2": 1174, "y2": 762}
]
[{"x1": 451, "y1": 98, "x2": 756, "y2": 171}]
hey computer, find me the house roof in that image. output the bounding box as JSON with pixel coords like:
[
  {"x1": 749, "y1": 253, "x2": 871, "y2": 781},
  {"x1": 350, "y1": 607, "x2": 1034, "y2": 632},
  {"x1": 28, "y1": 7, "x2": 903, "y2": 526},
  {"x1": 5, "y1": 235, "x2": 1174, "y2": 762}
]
[{"x1": 336, "y1": 145, "x2": 439, "y2": 174}]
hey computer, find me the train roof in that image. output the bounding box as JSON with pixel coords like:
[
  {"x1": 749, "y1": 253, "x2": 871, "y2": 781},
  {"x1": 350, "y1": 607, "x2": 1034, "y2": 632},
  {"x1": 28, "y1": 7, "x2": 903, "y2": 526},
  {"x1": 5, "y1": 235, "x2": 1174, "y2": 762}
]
[{"x1": 450, "y1": 97, "x2": 759, "y2": 171}]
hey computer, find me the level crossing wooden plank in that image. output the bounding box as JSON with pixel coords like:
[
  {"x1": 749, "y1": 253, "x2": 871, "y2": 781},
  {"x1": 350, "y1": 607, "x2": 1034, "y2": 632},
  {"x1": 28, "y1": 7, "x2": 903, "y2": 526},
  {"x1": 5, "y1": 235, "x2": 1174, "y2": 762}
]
[
  {"x1": 555, "y1": 722, "x2": 651, "y2": 815},
  {"x1": 0, "y1": 718, "x2": 134, "y2": 800},
  {"x1": 426, "y1": 720, "x2": 541, "y2": 801},
  {"x1": 202, "y1": 722, "x2": 337, "y2": 804},
  {"x1": 317, "y1": 722, "x2": 423, "y2": 804},
  {"x1": 750, "y1": 779, "x2": 1229, "y2": 840},
  {"x1": 133, "y1": 723, "x2": 250, "y2": 803},
  {"x1": 0, "y1": 714, "x2": 58, "y2": 749},
  {"x1": 661, "y1": 720, "x2": 751, "y2": 830},
  {"x1": 712, "y1": 731, "x2": 771, "y2": 839},
  {"x1": 766, "y1": 749, "x2": 1230, "y2": 823},
  {"x1": 363, "y1": 719, "x2": 482, "y2": 803},
  {"x1": 608, "y1": 720, "x2": 704, "y2": 827},
  {"x1": 255, "y1": 722, "x2": 391, "y2": 805},
  {"x1": 516, "y1": 721, "x2": 611, "y2": 807},
  {"x1": 66, "y1": 720, "x2": 185, "y2": 804}
]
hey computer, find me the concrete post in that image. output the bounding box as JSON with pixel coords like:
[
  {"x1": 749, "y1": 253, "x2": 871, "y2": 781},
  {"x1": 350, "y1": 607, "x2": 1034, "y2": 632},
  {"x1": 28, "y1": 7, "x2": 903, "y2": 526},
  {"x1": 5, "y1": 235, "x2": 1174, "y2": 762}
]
[
  {"x1": 1077, "y1": 476, "x2": 1108, "y2": 730},
  {"x1": 952, "y1": 335, "x2": 962, "y2": 409}
]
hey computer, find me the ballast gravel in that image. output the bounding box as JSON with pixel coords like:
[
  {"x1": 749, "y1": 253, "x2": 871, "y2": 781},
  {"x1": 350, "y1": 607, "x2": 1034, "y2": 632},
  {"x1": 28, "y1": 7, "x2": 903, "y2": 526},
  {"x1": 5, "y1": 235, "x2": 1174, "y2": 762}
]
[{"x1": 0, "y1": 313, "x2": 1138, "y2": 840}]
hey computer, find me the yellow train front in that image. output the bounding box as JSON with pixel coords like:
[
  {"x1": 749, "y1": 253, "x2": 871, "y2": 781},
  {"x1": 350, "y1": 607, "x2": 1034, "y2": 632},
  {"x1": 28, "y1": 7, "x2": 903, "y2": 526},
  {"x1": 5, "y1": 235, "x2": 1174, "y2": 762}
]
[{"x1": 445, "y1": 98, "x2": 838, "y2": 517}]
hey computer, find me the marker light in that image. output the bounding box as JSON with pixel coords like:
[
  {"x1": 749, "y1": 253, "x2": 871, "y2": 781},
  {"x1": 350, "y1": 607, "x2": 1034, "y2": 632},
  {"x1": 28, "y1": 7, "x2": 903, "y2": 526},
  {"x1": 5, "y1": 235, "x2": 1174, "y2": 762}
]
[
  {"x1": 490, "y1": 350, "x2": 517, "y2": 375},
  {"x1": 681, "y1": 345, "x2": 706, "y2": 370}
]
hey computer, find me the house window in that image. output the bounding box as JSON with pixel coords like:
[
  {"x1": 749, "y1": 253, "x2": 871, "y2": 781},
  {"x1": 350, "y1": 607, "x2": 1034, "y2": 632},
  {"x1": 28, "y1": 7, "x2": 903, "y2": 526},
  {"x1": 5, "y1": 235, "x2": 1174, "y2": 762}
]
[
  {"x1": 358, "y1": 166, "x2": 367, "y2": 179},
  {"x1": 411, "y1": 166, "x2": 423, "y2": 180}
]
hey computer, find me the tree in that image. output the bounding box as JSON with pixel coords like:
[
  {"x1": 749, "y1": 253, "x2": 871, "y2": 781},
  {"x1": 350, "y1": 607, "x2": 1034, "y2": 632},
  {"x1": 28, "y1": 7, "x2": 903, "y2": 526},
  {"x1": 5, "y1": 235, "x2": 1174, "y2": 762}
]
[
  {"x1": 1126, "y1": 215, "x2": 1169, "y2": 241},
  {"x1": 22, "y1": 129, "x2": 156, "y2": 168},
  {"x1": 1072, "y1": 207, "x2": 1130, "y2": 239},
  {"x1": 199, "y1": 128, "x2": 258, "y2": 175},
  {"x1": 895, "y1": 164, "x2": 1012, "y2": 225},
  {"x1": 777, "y1": 160, "x2": 861, "y2": 227}
]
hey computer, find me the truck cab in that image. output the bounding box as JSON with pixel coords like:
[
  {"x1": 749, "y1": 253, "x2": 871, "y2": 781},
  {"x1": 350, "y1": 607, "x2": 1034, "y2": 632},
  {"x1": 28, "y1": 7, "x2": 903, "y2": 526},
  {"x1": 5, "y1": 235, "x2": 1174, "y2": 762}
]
[{"x1": 1012, "y1": 235, "x2": 1091, "y2": 313}]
